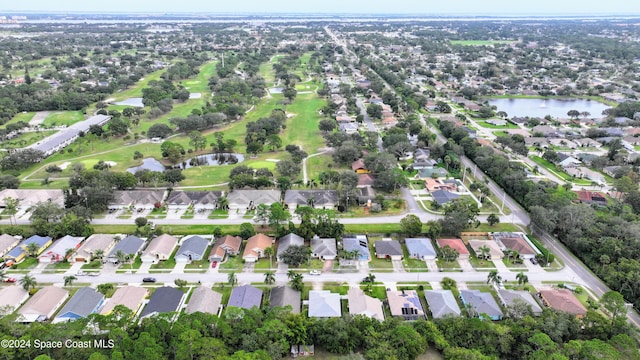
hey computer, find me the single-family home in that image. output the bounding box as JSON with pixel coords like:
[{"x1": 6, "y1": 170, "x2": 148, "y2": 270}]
[
  {"x1": 430, "y1": 190, "x2": 460, "y2": 205},
  {"x1": 106, "y1": 235, "x2": 145, "y2": 264},
  {"x1": 342, "y1": 235, "x2": 370, "y2": 260},
  {"x1": 0, "y1": 286, "x2": 29, "y2": 315},
  {"x1": 54, "y1": 287, "x2": 105, "y2": 322},
  {"x1": 185, "y1": 286, "x2": 222, "y2": 315},
  {"x1": 73, "y1": 234, "x2": 116, "y2": 263},
  {"x1": 100, "y1": 286, "x2": 148, "y2": 315},
  {"x1": 0, "y1": 234, "x2": 20, "y2": 258},
  {"x1": 269, "y1": 286, "x2": 301, "y2": 314},
  {"x1": 166, "y1": 191, "x2": 223, "y2": 211},
  {"x1": 228, "y1": 285, "x2": 263, "y2": 309},
  {"x1": 38, "y1": 235, "x2": 84, "y2": 263},
  {"x1": 277, "y1": 233, "x2": 305, "y2": 263},
  {"x1": 308, "y1": 290, "x2": 341, "y2": 318},
  {"x1": 140, "y1": 286, "x2": 185, "y2": 319},
  {"x1": 412, "y1": 159, "x2": 438, "y2": 170},
  {"x1": 538, "y1": 289, "x2": 587, "y2": 318},
  {"x1": 460, "y1": 290, "x2": 503, "y2": 320},
  {"x1": 603, "y1": 165, "x2": 623, "y2": 177},
  {"x1": 414, "y1": 148, "x2": 431, "y2": 162},
  {"x1": 436, "y1": 238, "x2": 470, "y2": 259},
  {"x1": 352, "y1": 159, "x2": 369, "y2": 174},
  {"x1": 17, "y1": 286, "x2": 69, "y2": 323},
  {"x1": 347, "y1": 287, "x2": 384, "y2": 320},
  {"x1": 387, "y1": 290, "x2": 425, "y2": 320},
  {"x1": 405, "y1": 238, "x2": 437, "y2": 260},
  {"x1": 492, "y1": 233, "x2": 539, "y2": 259},
  {"x1": 284, "y1": 190, "x2": 338, "y2": 210},
  {"x1": 227, "y1": 190, "x2": 280, "y2": 210},
  {"x1": 174, "y1": 235, "x2": 209, "y2": 263},
  {"x1": 242, "y1": 234, "x2": 273, "y2": 263},
  {"x1": 373, "y1": 239, "x2": 403, "y2": 260},
  {"x1": 468, "y1": 240, "x2": 504, "y2": 260},
  {"x1": 208, "y1": 235, "x2": 241, "y2": 263},
  {"x1": 140, "y1": 234, "x2": 178, "y2": 263},
  {"x1": 497, "y1": 290, "x2": 543, "y2": 316},
  {"x1": 558, "y1": 156, "x2": 582, "y2": 169},
  {"x1": 110, "y1": 190, "x2": 166, "y2": 210},
  {"x1": 339, "y1": 122, "x2": 359, "y2": 134},
  {"x1": 424, "y1": 290, "x2": 461, "y2": 319},
  {"x1": 532, "y1": 125, "x2": 559, "y2": 137},
  {"x1": 5, "y1": 235, "x2": 53, "y2": 263},
  {"x1": 574, "y1": 190, "x2": 608, "y2": 206},
  {"x1": 424, "y1": 178, "x2": 457, "y2": 193},
  {"x1": 311, "y1": 236, "x2": 337, "y2": 260},
  {"x1": 524, "y1": 137, "x2": 549, "y2": 148},
  {"x1": 0, "y1": 189, "x2": 65, "y2": 209}
]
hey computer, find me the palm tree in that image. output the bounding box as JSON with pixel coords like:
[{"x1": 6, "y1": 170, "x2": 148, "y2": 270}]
[
  {"x1": 363, "y1": 273, "x2": 376, "y2": 284},
  {"x1": 487, "y1": 270, "x2": 502, "y2": 286},
  {"x1": 114, "y1": 250, "x2": 127, "y2": 267},
  {"x1": 516, "y1": 272, "x2": 529, "y2": 287},
  {"x1": 463, "y1": 302, "x2": 477, "y2": 318},
  {"x1": 287, "y1": 269, "x2": 296, "y2": 280},
  {"x1": 264, "y1": 246, "x2": 274, "y2": 268},
  {"x1": 227, "y1": 272, "x2": 238, "y2": 288},
  {"x1": 0, "y1": 270, "x2": 6, "y2": 282},
  {"x1": 26, "y1": 242, "x2": 40, "y2": 257},
  {"x1": 20, "y1": 274, "x2": 37, "y2": 292},
  {"x1": 93, "y1": 249, "x2": 105, "y2": 262},
  {"x1": 64, "y1": 275, "x2": 77, "y2": 287},
  {"x1": 478, "y1": 245, "x2": 490, "y2": 260},
  {"x1": 217, "y1": 197, "x2": 229, "y2": 211},
  {"x1": 264, "y1": 271, "x2": 275, "y2": 285},
  {"x1": 289, "y1": 273, "x2": 304, "y2": 292},
  {"x1": 4, "y1": 197, "x2": 19, "y2": 226},
  {"x1": 97, "y1": 283, "x2": 114, "y2": 295}
]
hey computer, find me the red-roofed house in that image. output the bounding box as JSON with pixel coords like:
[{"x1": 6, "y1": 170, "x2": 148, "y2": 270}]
[
  {"x1": 352, "y1": 159, "x2": 369, "y2": 174},
  {"x1": 493, "y1": 233, "x2": 538, "y2": 259},
  {"x1": 574, "y1": 190, "x2": 607, "y2": 206},
  {"x1": 436, "y1": 238, "x2": 469, "y2": 259},
  {"x1": 424, "y1": 178, "x2": 457, "y2": 193},
  {"x1": 538, "y1": 289, "x2": 587, "y2": 318},
  {"x1": 243, "y1": 234, "x2": 273, "y2": 263},
  {"x1": 358, "y1": 174, "x2": 375, "y2": 187}
]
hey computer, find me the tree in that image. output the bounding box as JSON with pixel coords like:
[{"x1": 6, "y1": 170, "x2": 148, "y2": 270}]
[
  {"x1": 367, "y1": 104, "x2": 383, "y2": 119},
  {"x1": 266, "y1": 134, "x2": 282, "y2": 151},
  {"x1": 228, "y1": 272, "x2": 238, "y2": 288},
  {"x1": 389, "y1": 325, "x2": 427, "y2": 360},
  {"x1": 264, "y1": 271, "x2": 275, "y2": 285},
  {"x1": 283, "y1": 87, "x2": 297, "y2": 101},
  {"x1": 264, "y1": 246, "x2": 274, "y2": 268},
  {"x1": 279, "y1": 245, "x2": 309, "y2": 267},
  {"x1": 114, "y1": 250, "x2": 128, "y2": 267},
  {"x1": 97, "y1": 283, "x2": 114, "y2": 295},
  {"x1": 64, "y1": 275, "x2": 77, "y2": 287},
  {"x1": 487, "y1": 213, "x2": 500, "y2": 226},
  {"x1": 567, "y1": 109, "x2": 580, "y2": 119},
  {"x1": 478, "y1": 245, "x2": 490, "y2": 260},
  {"x1": 20, "y1": 274, "x2": 37, "y2": 292},
  {"x1": 174, "y1": 279, "x2": 188, "y2": 289},
  {"x1": 135, "y1": 217, "x2": 148, "y2": 228},
  {"x1": 4, "y1": 197, "x2": 19, "y2": 226},
  {"x1": 239, "y1": 223, "x2": 256, "y2": 239},
  {"x1": 600, "y1": 291, "x2": 628, "y2": 333},
  {"x1": 441, "y1": 277, "x2": 457, "y2": 290},
  {"x1": 426, "y1": 220, "x2": 442, "y2": 240},
  {"x1": 318, "y1": 119, "x2": 337, "y2": 132},
  {"x1": 276, "y1": 159, "x2": 301, "y2": 178},
  {"x1": 400, "y1": 214, "x2": 423, "y2": 236},
  {"x1": 440, "y1": 245, "x2": 459, "y2": 262},
  {"x1": 26, "y1": 242, "x2": 41, "y2": 257},
  {"x1": 439, "y1": 198, "x2": 480, "y2": 236},
  {"x1": 487, "y1": 270, "x2": 502, "y2": 286},
  {"x1": 516, "y1": 271, "x2": 529, "y2": 286},
  {"x1": 268, "y1": 203, "x2": 291, "y2": 231},
  {"x1": 163, "y1": 168, "x2": 185, "y2": 185},
  {"x1": 289, "y1": 272, "x2": 304, "y2": 292},
  {"x1": 147, "y1": 123, "x2": 173, "y2": 138}
]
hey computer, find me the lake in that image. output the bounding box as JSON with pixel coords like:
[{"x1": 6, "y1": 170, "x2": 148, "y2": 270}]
[
  {"x1": 127, "y1": 158, "x2": 166, "y2": 174},
  {"x1": 127, "y1": 153, "x2": 245, "y2": 173},
  {"x1": 488, "y1": 98, "x2": 611, "y2": 119}
]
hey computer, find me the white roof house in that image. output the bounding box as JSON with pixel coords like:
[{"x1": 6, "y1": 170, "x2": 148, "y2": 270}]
[
  {"x1": 38, "y1": 235, "x2": 84, "y2": 263},
  {"x1": 0, "y1": 286, "x2": 29, "y2": 315},
  {"x1": 308, "y1": 290, "x2": 341, "y2": 318},
  {"x1": 140, "y1": 234, "x2": 177, "y2": 263},
  {"x1": 17, "y1": 286, "x2": 69, "y2": 322},
  {"x1": 347, "y1": 287, "x2": 384, "y2": 321}
]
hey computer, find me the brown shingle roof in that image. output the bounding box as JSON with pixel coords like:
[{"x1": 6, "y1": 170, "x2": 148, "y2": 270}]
[
  {"x1": 243, "y1": 234, "x2": 273, "y2": 259},
  {"x1": 539, "y1": 289, "x2": 586, "y2": 316}
]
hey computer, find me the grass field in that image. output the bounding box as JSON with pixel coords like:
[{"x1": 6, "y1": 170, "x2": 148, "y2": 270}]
[
  {"x1": 529, "y1": 155, "x2": 593, "y2": 185},
  {"x1": 450, "y1": 40, "x2": 518, "y2": 46},
  {"x1": 1, "y1": 112, "x2": 35, "y2": 129},
  {"x1": 41, "y1": 111, "x2": 85, "y2": 127},
  {"x1": 0, "y1": 130, "x2": 57, "y2": 149},
  {"x1": 474, "y1": 120, "x2": 519, "y2": 129},
  {"x1": 111, "y1": 69, "x2": 166, "y2": 101}
]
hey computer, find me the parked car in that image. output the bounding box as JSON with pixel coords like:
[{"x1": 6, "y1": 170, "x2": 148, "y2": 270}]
[
  {"x1": 309, "y1": 270, "x2": 321, "y2": 275},
  {"x1": 530, "y1": 257, "x2": 538, "y2": 265},
  {"x1": 4, "y1": 277, "x2": 16, "y2": 283},
  {"x1": 76, "y1": 271, "x2": 87, "y2": 276},
  {"x1": 211, "y1": 261, "x2": 218, "y2": 268},
  {"x1": 142, "y1": 277, "x2": 156, "y2": 283}
]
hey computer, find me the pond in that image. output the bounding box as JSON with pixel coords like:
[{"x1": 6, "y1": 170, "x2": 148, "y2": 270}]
[
  {"x1": 113, "y1": 98, "x2": 144, "y2": 107},
  {"x1": 173, "y1": 153, "x2": 244, "y2": 170},
  {"x1": 488, "y1": 98, "x2": 611, "y2": 119},
  {"x1": 127, "y1": 158, "x2": 166, "y2": 173}
]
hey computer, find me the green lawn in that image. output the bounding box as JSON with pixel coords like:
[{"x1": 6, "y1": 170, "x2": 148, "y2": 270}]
[
  {"x1": 150, "y1": 248, "x2": 178, "y2": 270},
  {"x1": 282, "y1": 93, "x2": 326, "y2": 154},
  {"x1": 112, "y1": 69, "x2": 166, "y2": 101},
  {"x1": 14, "y1": 257, "x2": 38, "y2": 270},
  {"x1": 219, "y1": 255, "x2": 244, "y2": 272},
  {"x1": 1, "y1": 130, "x2": 57, "y2": 149},
  {"x1": 474, "y1": 120, "x2": 519, "y2": 129},
  {"x1": 529, "y1": 156, "x2": 592, "y2": 185},
  {"x1": 41, "y1": 111, "x2": 85, "y2": 127},
  {"x1": 0, "y1": 112, "x2": 35, "y2": 129}
]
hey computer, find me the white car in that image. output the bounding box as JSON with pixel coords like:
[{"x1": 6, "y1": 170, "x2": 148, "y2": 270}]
[{"x1": 309, "y1": 270, "x2": 322, "y2": 275}]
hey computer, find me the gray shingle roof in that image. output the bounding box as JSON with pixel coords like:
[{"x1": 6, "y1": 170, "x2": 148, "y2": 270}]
[
  {"x1": 283, "y1": 190, "x2": 338, "y2": 206},
  {"x1": 185, "y1": 286, "x2": 222, "y2": 315},
  {"x1": 228, "y1": 285, "x2": 262, "y2": 309},
  {"x1": 55, "y1": 287, "x2": 104, "y2": 320},
  {"x1": 374, "y1": 240, "x2": 403, "y2": 257},
  {"x1": 175, "y1": 236, "x2": 209, "y2": 261},
  {"x1": 277, "y1": 233, "x2": 305, "y2": 259},
  {"x1": 497, "y1": 290, "x2": 542, "y2": 315},
  {"x1": 431, "y1": 190, "x2": 460, "y2": 205},
  {"x1": 311, "y1": 237, "x2": 337, "y2": 258},
  {"x1": 405, "y1": 238, "x2": 437, "y2": 259},
  {"x1": 269, "y1": 286, "x2": 301, "y2": 314},
  {"x1": 342, "y1": 235, "x2": 370, "y2": 260},
  {"x1": 140, "y1": 286, "x2": 184, "y2": 318},
  {"x1": 29, "y1": 115, "x2": 110, "y2": 155},
  {"x1": 460, "y1": 290, "x2": 503, "y2": 319},
  {"x1": 424, "y1": 290, "x2": 461, "y2": 318},
  {"x1": 107, "y1": 235, "x2": 144, "y2": 259}
]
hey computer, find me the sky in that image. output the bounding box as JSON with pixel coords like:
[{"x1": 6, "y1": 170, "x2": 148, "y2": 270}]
[{"x1": 1, "y1": 0, "x2": 640, "y2": 15}]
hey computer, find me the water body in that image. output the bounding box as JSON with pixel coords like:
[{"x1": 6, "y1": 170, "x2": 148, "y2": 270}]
[
  {"x1": 127, "y1": 158, "x2": 165, "y2": 174},
  {"x1": 174, "y1": 153, "x2": 244, "y2": 170},
  {"x1": 113, "y1": 98, "x2": 144, "y2": 107},
  {"x1": 488, "y1": 98, "x2": 611, "y2": 119}
]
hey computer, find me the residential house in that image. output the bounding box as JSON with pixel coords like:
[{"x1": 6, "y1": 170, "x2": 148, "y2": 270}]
[
  {"x1": 17, "y1": 286, "x2": 69, "y2": 323},
  {"x1": 38, "y1": 235, "x2": 84, "y2": 263},
  {"x1": 459, "y1": 290, "x2": 503, "y2": 320},
  {"x1": 538, "y1": 289, "x2": 587, "y2": 317},
  {"x1": 405, "y1": 238, "x2": 437, "y2": 260},
  {"x1": 373, "y1": 239, "x2": 403, "y2": 260},
  {"x1": 424, "y1": 178, "x2": 457, "y2": 193},
  {"x1": 532, "y1": 125, "x2": 559, "y2": 137},
  {"x1": 166, "y1": 191, "x2": 223, "y2": 211},
  {"x1": 347, "y1": 287, "x2": 384, "y2": 320},
  {"x1": 208, "y1": 235, "x2": 241, "y2": 263},
  {"x1": 106, "y1": 235, "x2": 145, "y2": 264},
  {"x1": 574, "y1": 190, "x2": 608, "y2": 206},
  {"x1": 140, "y1": 234, "x2": 178, "y2": 263},
  {"x1": 431, "y1": 190, "x2": 460, "y2": 205},
  {"x1": 352, "y1": 159, "x2": 369, "y2": 174},
  {"x1": 284, "y1": 190, "x2": 338, "y2": 210},
  {"x1": 339, "y1": 122, "x2": 359, "y2": 134},
  {"x1": 342, "y1": 235, "x2": 370, "y2": 260},
  {"x1": 110, "y1": 190, "x2": 166, "y2": 210},
  {"x1": 436, "y1": 238, "x2": 470, "y2": 260},
  {"x1": 0, "y1": 189, "x2": 65, "y2": 208},
  {"x1": 424, "y1": 290, "x2": 461, "y2": 319},
  {"x1": 308, "y1": 290, "x2": 341, "y2": 318},
  {"x1": 311, "y1": 236, "x2": 337, "y2": 260},
  {"x1": 0, "y1": 286, "x2": 29, "y2": 315},
  {"x1": 140, "y1": 286, "x2": 185, "y2": 319},
  {"x1": 0, "y1": 234, "x2": 20, "y2": 258},
  {"x1": 5, "y1": 235, "x2": 53, "y2": 263},
  {"x1": 73, "y1": 234, "x2": 116, "y2": 263},
  {"x1": 492, "y1": 233, "x2": 538, "y2": 259},
  {"x1": 468, "y1": 240, "x2": 504, "y2": 260},
  {"x1": 277, "y1": 233, "x2": 305, "y2": 262},
  {"x1": 574, "y1": 138, "x2": 602, "y2": 148},
  {"x1": 603, "y1": 165, "x2": 623, "y2": 177},
  {"x1": 497, "y1": 290, "x2": 543, "y2": 316},
  {"x1": 185, "y1": 286, "x2": 222, "y2": 315},
  {"x1": 558, "y1": 156, "x2": 582, "y2": 169},
  {"x1": 549, "y1": 138, "x2": 577, "y2": 149},
  {"x1": 227, "y1": 190, "x2": 280, "y2": 210},
  {"x1": 100, "y1": 286, "x2": 148, "y2": 315},
  {"x1": 412, "y1": 159, "x2": 438, "y2": 170},
  {"x1": 387, "y1": 290, "x2": 425, "y2": 320},
  {"x1": 357, "y1": 174, "x2": 375, "y2": 187},
  {"x1": 54, "y1": 287, "x2": 104, "y2": 322},
  {"x1": 174, "y1": 235, "x2": 209, "y2": 263},
  {"x1": 524, "y1": 137, "x2": 549, "y2": 148},
  {"x1": 414, "y1": 148, "x2": 431, "y2": 161},
  {"x1": 269, "y1": 286, "x2": 301, "y2": 314},
  {"x1": 242, "y1": 234, "x2": 273, "y2": 263},
  {"x1": 228, "y1": 285, "x2": 263, "y2": 309},
  {"x1": 417, "y1": 167, "x2": 449, "y2": 179}
]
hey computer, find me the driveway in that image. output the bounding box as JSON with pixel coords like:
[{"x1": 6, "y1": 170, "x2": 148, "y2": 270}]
[
  {"x1": 425, "y1": 259, "x2": 439, "y2": 272},
  {"x1": 358, "y1": 260, "x2": 370, "y2": 273},
  {"x1": 458, "y1": 259, "x2": 475, "y2": 272},
  {"x1": 524, "y1": 259, "x2": 544, "y2": 273},
  {"x1": 392, "y1": 260, "x2": 405, "y2": 273},
  {"x1": 138, "y1": 262, "x2": 153, "y2": 274},
  {"x1": 171, "y1": 262, "x2": 187, "y2": 274},
  {"x1": 277, "y1": 262, "x2": 289, "y2": 274},
  {"x1": 243, "y1": 262, "x2": 255, "y2": 273}
]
